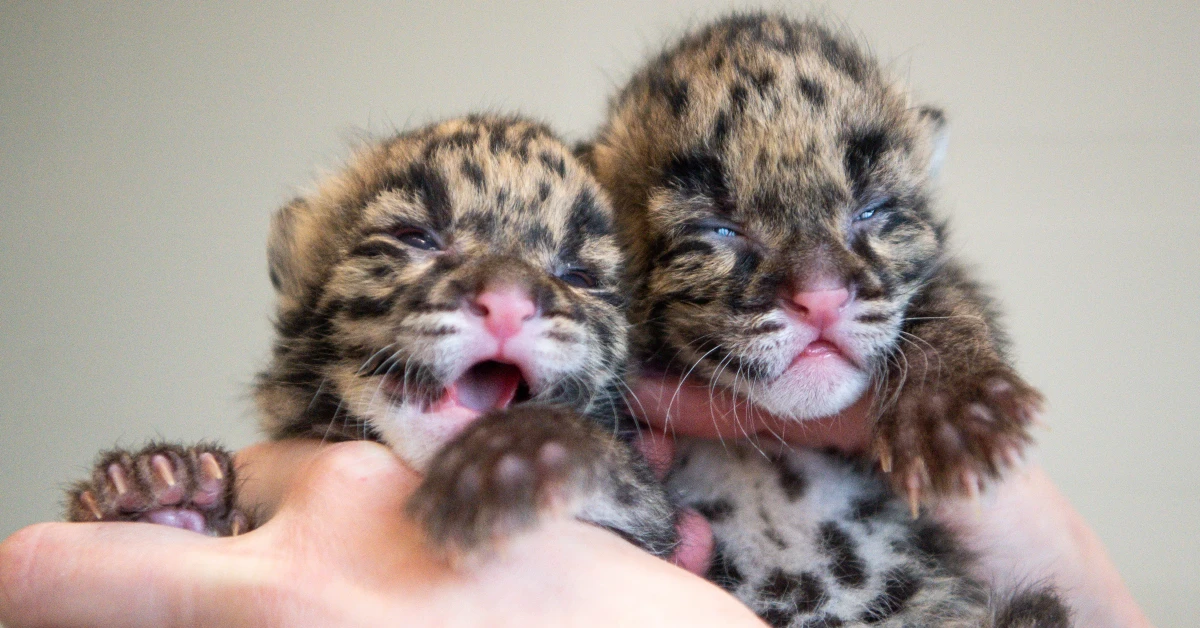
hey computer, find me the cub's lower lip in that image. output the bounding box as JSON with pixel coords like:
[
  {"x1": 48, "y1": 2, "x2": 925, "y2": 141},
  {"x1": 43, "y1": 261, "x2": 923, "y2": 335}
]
[
  {"x1": 801, "y1": 340, "x2": 840, "y2": 356},
  {"x1": 790, "y1": 340, "x2": 846, "y2": 366}
]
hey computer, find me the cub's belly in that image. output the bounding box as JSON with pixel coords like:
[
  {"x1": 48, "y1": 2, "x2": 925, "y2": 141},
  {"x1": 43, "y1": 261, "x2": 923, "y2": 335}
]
[{"x1": 666, "y1": 439, "x2": 989, "y2": 627}]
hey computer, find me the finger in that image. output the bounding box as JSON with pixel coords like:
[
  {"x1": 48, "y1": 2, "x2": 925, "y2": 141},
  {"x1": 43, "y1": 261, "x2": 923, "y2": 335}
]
[
  {"x1": 234, "y1": 439, "x2": 327, "y2": 518},
  {"x1": 271, "y1": 440, "x2": 420, "y2": 533},
  {"x1": 0, "y1": 521, "x2": 265, "y2": 627},
  {"x1": 633, "y1": 427, "x2": 676, "y2": 480},
  {"x1": 631, "y1": 374, "x2": 753, "y2": 438},
  {"x1": 670, "y1": 508, "x2": 714, "y2": 576},
  {"x1": 631, "y1": 373, "x2": 875, "y2": 452}
]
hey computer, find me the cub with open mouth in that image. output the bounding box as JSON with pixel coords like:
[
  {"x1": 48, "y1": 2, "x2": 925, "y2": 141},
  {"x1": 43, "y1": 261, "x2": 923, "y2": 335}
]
[{"x1": 66, "y1": 115, "x2": 678, "y2": 558}]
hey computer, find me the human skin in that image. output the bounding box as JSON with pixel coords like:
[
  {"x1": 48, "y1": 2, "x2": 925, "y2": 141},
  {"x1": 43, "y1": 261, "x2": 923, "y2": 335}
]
[
  {"x1": 0, "y1": 439, "x2": 763, "y2": 628},
  {"x1": 0, "y1": 378, "x2": 1151, "y2": 627}
]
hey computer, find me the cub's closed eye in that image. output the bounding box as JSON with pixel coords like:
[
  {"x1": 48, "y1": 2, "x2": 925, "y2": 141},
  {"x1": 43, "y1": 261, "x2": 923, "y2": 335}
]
[
  {"x1": 692, "y1": 220, "x2": 744, "y2": 239},
  {"x1": 559, "y1": 268, "x2": 596, "y2": 289},
  {"x1": 713, "y1": 226, "x2": 739, "y2": 238},
  {"x1": 392, "y1": 227, "x2": 441, "y2": 251},
  {"x1": 855, "y1": 197, "x2": 894, "y2": 222}
]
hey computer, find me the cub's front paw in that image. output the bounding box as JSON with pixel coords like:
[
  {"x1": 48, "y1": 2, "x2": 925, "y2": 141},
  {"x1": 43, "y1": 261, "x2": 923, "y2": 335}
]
[
  {"x1": 874, "y1": 367, "x2": 1044, "y2": 512},
  {"x1": 67, "y1": 442, "x2": 250, "y2": 536},
  {"x1": 406, "y1": 404, "x2": 610, "y2": 556}
]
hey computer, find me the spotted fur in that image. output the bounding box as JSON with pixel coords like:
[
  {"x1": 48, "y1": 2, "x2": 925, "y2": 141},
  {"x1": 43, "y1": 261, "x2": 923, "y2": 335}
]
[
  {"x1": 586, "y1": 12, "x2": 1042, "y2": 501},
  {"x1": 588, "y1": 13, "x2": 1068, "y2": 627},
  {"x1": 256, "y1": 115, "x2": 627, "y2": 458},
  {"x1": 68, "y1": 115, "x2": 677, "y2": 558}
]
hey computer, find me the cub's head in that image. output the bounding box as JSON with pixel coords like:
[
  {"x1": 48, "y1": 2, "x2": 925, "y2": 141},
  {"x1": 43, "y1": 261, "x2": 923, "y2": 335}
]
[
  {"x1": 257, "y1": 115, "x2": 627, "y2": 466},
  {"x1": 587, "y1": 14, "x2": 948, "y2": 420}
]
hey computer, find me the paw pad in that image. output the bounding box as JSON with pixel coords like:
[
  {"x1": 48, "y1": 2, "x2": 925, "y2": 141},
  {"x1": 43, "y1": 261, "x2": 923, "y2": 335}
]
[{"x1": 67, "y1": 443, "x2": 250, "y2": 536}]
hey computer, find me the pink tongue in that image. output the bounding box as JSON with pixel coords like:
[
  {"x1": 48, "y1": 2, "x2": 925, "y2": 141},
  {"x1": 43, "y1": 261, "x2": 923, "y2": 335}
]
[{"x1": 453, "y1": 362, "x2": 522, "y2": 412}]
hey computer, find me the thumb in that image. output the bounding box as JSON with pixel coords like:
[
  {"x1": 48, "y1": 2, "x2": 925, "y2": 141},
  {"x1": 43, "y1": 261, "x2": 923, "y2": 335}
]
[{"x1": 270, "y1": 440, "x2": 420, "y2": 534}]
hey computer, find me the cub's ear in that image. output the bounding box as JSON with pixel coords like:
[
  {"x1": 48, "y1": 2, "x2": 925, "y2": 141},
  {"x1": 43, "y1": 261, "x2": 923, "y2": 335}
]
[
  {"x1": 917, "y1": 106, "x2": 949, "y2": 178},
  {"x1": 267, "y1": 195, "x2": 328, "y2": 311}
]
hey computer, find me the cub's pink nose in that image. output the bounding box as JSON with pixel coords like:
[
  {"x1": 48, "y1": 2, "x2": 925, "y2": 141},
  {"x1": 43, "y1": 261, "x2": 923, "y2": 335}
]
[
  {"x1": 473, "y1": 286, "x2": 536, "y2": 340},
  {"x1": 790, "y1": 287, "x2": 850, "y2": 330}
]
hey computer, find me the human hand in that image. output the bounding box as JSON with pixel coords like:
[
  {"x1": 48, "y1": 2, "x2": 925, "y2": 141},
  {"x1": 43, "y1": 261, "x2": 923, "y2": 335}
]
[
  {"x1": 628, "y1": 372, "x2": 1151, "y2": 628},
  {"x1": 631, "y1": 371, "x2": 874, "y2": 454},
  {"x1": 0, "y1": 440, "x2": 763, "y2": 627}
]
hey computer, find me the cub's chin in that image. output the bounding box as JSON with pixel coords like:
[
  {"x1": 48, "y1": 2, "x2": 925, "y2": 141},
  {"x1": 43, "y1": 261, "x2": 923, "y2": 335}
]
[{"x1": 746, "y1": 354, "x2": 870, "y2": 421}]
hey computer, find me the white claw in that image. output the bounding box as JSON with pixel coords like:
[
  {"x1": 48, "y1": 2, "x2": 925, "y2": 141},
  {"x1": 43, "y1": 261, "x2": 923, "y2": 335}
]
[
  {"x1": 879, "y1": 447, "x2": 893, "y2": 474},
  {"x1": 107, "y1": 464, "x2": 129, "y2": 496},
  {"x1": 80, "y1": 491, "x2": 103, "y2": 520},
  {"x1": 199, "y1": 452, "x2": 224, "y2": 481},
  {"x1": 151, "y1": 455, "x2": 177, "y2": 487},
  {"x1": 962, "y1": 470, "x2": 981, "y2": 517},
  {"x1": 906, "y1": 471, "x2": 922, "y2": 520}
]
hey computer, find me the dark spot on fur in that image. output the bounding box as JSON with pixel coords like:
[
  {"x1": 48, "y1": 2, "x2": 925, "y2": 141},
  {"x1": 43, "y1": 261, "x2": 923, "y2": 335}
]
[
  {"x1": 460, "y1": 158, "x2": 485, "y2": 189},
  {"x1": 694, "y1": 499, "x2": 734, "y2": 523},
  {"x1": 909, "y1": 520, "x2": 962, "y2": 570},
  {"x1": 762, "y1": 570, "x2": 825, "y2": 613},
  {"x1": 849, "y1": 492, "x2": 889, "y2": 522},
  {"x1": 458, "y1": 211, "x2": 499, "y2": 238},
  {"x1": 539, "y1": 151, "x2": 566, "y2": 177},
  {"x1": 750, "y1": 68, "x2": 775, "y2": 95},
  {"x1": 760, "y1": 606, "x2": 795, "y2": 628},
  {"x1": 656, "y1": 239, "x2": 716, "y2": 267},
  {"x1": 817, "y1": 30, "x2": 868, "y2": 83},
  {"x1": 771, "y1": 456, "x2": 807, "y2": 500},
  {"x1": 522, "y1": 222, "x2": 555, "y2": 250},
  {"x1": 994, "y1": 589, "x2": 1072, "y2": 628},
  {"x1": 560, "y1": 188, "x2": 611, "y2": 258},
  {"x1": 488, "y1": 129, "x2": 509, "y2": 154},
  {"x1": 747, "y1": 320, "x2": 785, "y2": 335},
  {"x1": 844, "y1": 129, "x2": 892, "y2": 197},
  {"x1": 350, "y1": 239, "x2": 409, "y2": 260},
  {"x1": 797, "y1": 76, "x2": 827, "y2": 109},
  {"x1": 818, "y1": 521, "x2": 867, "y2": 588},
  {"x1": 801, "y1": 615, "x2": 845, "y2": 628},
  {"x1": 729, "y1": 83, "x2": 749, "y2": 113},
  {"x1": 706, "y1": 543, "x2": 745, "y2": 591},
  {"x1": 854, "y1": 311, "x2": 890, "y2": 324},
  {"x1": 614, "y1": 479, "x2": 638, "y2": 506},
  {"x1": 662, "y1": 151, "x2": 734, "y2": 213},
  {"x1": 711, "y1": 110, "x2": 732, "y2": 146},
  {"x1": 339, "y1": 295, "x2": 395, "y2": 319},
  {"x1": 764, "y1": 527, "x2": 788, "y2": 550},
  {"x1": 656, "y1": 75, "x2": 691, "y2": 118},
  {"x1": 381, "y1": 162, "x2": 452, "y2": 231},
  {"x1": 860, "y1": 568, "x2": 921, "y2": 623},
  {"x1": 711, "y1": 49, "x2": 726, "y2": 70}
]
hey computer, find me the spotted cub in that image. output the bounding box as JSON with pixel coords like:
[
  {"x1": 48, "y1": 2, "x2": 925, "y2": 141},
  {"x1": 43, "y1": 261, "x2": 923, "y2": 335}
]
[
  {"x1": 587, "y1": 12, "x2": 1042, "y2": 506},
  {"x1": 587, "y1": 13, "x2": 1067, "y2": 627},
  {"x1": 68, "y1": 115, "x2": 677, "y2": 558}
]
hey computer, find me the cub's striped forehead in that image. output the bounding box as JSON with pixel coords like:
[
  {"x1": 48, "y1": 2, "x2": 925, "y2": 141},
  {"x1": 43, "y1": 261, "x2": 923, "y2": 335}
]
[
  {"x1": 268, "y1": 115, "x2": 622, "y2": 311},
  {"x1": 347, "y1": 116, "x2": 615, "y2": 259},
  {"x1": 592, "y1": 13, "x2": 939, "y2": 231}
]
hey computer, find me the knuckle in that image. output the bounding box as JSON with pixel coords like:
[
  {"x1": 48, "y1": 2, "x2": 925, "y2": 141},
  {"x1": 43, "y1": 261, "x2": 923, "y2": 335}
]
[{"x1": 308, "y1": 441, "x2": 416, "y2": 487}]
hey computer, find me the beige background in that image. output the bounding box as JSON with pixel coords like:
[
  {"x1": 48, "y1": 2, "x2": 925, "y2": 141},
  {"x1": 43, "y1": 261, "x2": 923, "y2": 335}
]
[{"x1": 1, "y1": 1, "x2": 1196, "y2": 624}]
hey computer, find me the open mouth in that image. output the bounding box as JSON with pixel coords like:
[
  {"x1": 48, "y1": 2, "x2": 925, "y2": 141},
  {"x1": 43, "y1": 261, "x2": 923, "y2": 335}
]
[{"x1": 446, "y1": 360, "x2": 532, "y2": 412}]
